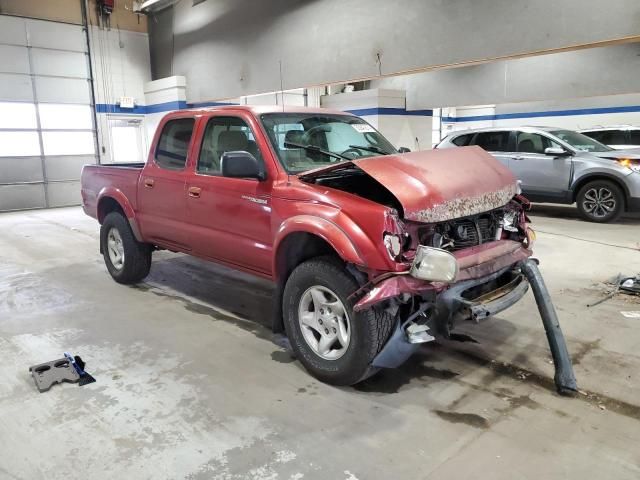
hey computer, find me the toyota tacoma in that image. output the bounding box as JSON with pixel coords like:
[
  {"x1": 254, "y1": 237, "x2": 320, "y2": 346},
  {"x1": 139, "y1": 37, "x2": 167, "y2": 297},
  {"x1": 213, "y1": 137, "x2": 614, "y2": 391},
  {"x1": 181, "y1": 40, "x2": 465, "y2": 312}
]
[{"x1": 81, "y1": 106, "x2": 577, "y2": 393}]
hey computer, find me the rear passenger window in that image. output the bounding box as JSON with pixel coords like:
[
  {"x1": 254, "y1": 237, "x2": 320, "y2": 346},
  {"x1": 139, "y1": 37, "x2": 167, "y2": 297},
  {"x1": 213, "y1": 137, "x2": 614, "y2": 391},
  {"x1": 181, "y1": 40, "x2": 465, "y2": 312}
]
[
  {"x1": 473, "y1": 131, "x2": 511, "y2": 152},
  {"x1": 452, "y1": 134, "x2": 472, "y2": 146},
  {"x1": 155, "y1": 118, "x2": 195, "y2": 170},
  {"x1": 629, "y1": 130, "x2": 640, "y2": 144}
]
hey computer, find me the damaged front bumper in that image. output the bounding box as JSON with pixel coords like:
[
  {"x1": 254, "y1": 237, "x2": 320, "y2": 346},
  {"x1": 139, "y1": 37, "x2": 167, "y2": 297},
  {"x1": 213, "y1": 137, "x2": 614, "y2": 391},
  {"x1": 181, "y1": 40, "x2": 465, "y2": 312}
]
[{"x1": 356, "y1": 241, "x2": 577, "y2": 395}]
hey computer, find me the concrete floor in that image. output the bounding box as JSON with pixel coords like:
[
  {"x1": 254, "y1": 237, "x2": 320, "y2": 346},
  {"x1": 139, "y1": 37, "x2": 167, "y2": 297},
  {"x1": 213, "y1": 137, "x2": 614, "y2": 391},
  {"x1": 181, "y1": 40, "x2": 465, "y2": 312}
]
[{"x1": 1, "y1": 204, "x2": 639, "y2": 479}]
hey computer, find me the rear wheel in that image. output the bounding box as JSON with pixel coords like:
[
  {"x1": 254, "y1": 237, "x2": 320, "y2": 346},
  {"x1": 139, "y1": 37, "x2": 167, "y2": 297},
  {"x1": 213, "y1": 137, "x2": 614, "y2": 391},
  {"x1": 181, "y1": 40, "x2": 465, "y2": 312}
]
[
  {"x1": 282, "y1": 257, "x2": 395, "y2": 386},
  {"x1": 101, "y1": 212, "x2": 151, "y2": 284},
  {"x1": 576, "y1": 180, "x2": 624, "y2": 223}
]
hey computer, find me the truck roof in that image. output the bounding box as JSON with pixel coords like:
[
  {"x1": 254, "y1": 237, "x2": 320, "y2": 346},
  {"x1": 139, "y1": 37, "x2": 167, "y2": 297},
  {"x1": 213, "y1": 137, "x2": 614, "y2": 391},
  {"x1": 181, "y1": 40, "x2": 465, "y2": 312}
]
[{"x1": 179, "y1": 104, "x2": 354, "y2": 117}]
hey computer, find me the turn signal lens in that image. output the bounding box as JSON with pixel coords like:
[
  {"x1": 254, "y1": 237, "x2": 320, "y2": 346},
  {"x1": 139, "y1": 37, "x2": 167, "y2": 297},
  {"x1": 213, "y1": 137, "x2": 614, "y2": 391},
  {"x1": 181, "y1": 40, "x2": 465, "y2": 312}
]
[{"x1": 618, "y1": 158, "x2": 640, "y2": 172}]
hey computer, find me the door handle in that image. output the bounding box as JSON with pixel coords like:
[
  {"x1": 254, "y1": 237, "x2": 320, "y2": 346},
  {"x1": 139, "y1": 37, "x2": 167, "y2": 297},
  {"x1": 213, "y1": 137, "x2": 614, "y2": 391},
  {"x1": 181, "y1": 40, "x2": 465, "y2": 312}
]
[
  {"x1": 188, "y1": 186, "x2": 202, "y2": 198},
  {"x1": 512, "y1": 156, "x2": 524, "y2": 161},
  {"x1": 144, "y1": 178, "x2": 155, "y2": 188}
]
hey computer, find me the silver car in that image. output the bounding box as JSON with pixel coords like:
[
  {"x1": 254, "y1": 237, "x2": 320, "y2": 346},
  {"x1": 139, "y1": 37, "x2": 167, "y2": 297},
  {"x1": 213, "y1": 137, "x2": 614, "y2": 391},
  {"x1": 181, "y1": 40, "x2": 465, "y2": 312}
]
[
  {"x1": 579, "y1": 126, "x2": 640, "y2": 150},
  {"x1": 437, "y1": 126, "x2": 640, "y2": 222}
]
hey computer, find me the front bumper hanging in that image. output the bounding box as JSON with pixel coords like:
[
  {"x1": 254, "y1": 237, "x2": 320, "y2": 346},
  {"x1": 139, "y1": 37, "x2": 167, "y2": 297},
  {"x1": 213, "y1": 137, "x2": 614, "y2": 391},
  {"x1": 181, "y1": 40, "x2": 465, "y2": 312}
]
[{"x1": 371, "y1": 259, "x2": 578, "y2": 395}]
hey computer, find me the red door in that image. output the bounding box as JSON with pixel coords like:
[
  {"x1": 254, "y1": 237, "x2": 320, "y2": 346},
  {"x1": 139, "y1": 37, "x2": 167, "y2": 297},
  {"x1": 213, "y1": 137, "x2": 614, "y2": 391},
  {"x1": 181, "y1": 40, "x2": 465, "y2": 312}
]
[
  {"x1": 137, "y1": 116, "x2": 195, "y2": 251},
  {"x1": 184, "y1": 112, "x2": 276, "y2": 275}
]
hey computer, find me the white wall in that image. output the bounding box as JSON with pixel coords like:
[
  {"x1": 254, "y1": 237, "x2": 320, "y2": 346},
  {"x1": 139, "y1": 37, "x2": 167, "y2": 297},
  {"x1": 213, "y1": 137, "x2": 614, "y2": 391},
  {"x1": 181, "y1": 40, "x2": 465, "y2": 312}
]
[
  {"x1": 321, "y1": 89, "x2": 433, "y2": 151},
  {"x1": 443, "y1": 94, "x2": 640, "y2": 138},
  {"x1": 89, "y1": 26, "x2": 152, "y2": 163}
]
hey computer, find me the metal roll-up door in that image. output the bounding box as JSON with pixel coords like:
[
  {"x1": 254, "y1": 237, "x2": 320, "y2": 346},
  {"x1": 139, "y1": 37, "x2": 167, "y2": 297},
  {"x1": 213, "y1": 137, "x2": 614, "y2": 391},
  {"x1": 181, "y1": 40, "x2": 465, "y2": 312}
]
[{"x1": 0, "y1": 15, "x2": 96, "y2": 211}]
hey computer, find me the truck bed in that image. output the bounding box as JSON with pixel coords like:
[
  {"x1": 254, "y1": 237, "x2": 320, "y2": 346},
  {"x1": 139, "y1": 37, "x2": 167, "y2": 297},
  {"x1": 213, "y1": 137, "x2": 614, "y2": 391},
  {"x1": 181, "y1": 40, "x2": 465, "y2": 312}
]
[{"x1": 81, "y1": 163, "x2": 144, "y2": 221}]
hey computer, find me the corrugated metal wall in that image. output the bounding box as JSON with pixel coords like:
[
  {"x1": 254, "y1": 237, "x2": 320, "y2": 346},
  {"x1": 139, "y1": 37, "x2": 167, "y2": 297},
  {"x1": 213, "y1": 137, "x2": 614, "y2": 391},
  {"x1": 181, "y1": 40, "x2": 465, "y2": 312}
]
[{"x1": 0, "y1": 15, "x2": 96, "y2": 211}]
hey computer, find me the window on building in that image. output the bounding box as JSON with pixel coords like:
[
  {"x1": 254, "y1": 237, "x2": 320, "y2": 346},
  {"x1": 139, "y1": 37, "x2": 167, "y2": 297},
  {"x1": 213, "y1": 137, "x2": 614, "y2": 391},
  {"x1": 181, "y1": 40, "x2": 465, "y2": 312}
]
[
  {"x1": 0, "y1": 102, "x2": 37, "y2": 129},
  {"x1": 39, "y1": 104, "x2": 93, "y2": 130},
  {"x1": 0, "y1": 131, "x2": 41, "y2": 157},
  {"x1": 42, "y1": 131, "x2": 95, "y2": 155}
]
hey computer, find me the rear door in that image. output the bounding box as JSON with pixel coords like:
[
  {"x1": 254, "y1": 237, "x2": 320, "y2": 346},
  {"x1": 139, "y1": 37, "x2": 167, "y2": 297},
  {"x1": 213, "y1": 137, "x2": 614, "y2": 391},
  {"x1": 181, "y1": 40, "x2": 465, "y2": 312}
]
[
  {"x1": 137, "y1": 116, "x2": 195, "y2": 251},
  {"x1": 509, "y1": 131, "x2": 572, "y2": 199},
  {"x1": 471, "y1": 130, "x2": 515, "y2": 168},
  {"x1": 184, "y1": 112, "x2": 274, "y2": 275}
]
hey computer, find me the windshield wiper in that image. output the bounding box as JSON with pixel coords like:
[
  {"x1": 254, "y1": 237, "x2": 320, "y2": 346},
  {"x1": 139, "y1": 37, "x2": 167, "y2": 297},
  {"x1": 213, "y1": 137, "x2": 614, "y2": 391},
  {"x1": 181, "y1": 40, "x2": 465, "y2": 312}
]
[
  {"x1": 348, "y1": 144, "x2": 393, "y2": 155},
  {"x1": 284, "y1": 141, "x2": 349, "y2": 161}
]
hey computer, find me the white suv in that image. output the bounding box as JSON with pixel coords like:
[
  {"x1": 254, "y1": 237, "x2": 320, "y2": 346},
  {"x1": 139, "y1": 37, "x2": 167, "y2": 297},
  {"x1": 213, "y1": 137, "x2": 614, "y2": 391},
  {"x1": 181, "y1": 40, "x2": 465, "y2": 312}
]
[{"x1": 579, "y1": 126, "x2": 640, "y2": 150}]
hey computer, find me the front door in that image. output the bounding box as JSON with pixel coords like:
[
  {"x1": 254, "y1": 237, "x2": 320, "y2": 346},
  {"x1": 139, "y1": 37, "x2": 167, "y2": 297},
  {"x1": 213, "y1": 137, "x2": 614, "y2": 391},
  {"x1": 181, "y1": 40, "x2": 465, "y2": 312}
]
[
  {"x1": 185, "y1": 113, "x2": 273, "y2": 275},
  {"x1": 137, "y1": 116, "x2": 195, "y2": 251},
  {"x1": 509, "y1": 131, "x2": 572, "y2": 200}
]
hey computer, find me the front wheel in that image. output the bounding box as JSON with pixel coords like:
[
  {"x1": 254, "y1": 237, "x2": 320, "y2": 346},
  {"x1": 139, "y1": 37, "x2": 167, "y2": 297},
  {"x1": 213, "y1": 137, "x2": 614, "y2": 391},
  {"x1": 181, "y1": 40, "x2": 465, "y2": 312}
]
[
  {"x1": 282, "y1": 257, "x2": 395, "y2": 386},
  {"x1": 100, "y1": 212, "x2": 152, "y2": 284},
  {"x1": 576, "y1": 180, "x2": 624, "y2": 223}
]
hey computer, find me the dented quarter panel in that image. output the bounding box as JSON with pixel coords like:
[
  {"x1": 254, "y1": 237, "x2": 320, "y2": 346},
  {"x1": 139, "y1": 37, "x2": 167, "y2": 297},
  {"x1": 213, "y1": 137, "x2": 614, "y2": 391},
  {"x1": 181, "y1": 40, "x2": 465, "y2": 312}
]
[{"x1": 354, "y1": 146, "x2": 518, "y2": 222}]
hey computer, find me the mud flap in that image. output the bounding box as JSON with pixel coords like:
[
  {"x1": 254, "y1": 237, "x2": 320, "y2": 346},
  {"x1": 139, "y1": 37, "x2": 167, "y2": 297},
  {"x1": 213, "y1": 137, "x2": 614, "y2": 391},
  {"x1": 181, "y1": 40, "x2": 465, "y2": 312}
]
[{"x1": 520, "y1": 259, "x2": 578, "y2": 395}]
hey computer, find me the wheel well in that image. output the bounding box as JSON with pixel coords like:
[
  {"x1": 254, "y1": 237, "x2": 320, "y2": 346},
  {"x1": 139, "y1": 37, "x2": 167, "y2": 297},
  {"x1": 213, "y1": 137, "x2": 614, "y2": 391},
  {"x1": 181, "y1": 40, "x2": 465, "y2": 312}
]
[
  {"x1": 97, "y1": 197, "x2": 124, "y2": 224},
  {"x1": 572, "y1": 175, "x2": 629, "y2": 204},
  {"x1": 275, "y1": 232, "x2": 338, "y2": 284},
  {"x1": 272, "y1": 232, "x2": 340, "y2": 333}
]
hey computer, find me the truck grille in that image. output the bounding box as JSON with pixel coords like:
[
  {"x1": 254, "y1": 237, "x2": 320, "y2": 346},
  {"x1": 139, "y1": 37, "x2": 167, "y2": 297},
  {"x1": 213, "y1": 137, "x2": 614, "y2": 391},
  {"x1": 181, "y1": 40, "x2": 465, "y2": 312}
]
[{"x1": 419, "y1": 210, "x2": 501, "y2": 252}]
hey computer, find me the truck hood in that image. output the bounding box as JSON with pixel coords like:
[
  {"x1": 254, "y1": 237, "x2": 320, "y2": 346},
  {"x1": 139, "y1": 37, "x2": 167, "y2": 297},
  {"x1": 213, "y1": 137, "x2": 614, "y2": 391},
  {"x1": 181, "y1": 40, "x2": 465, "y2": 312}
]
[{"x1": 299, "y1": 146, "x2": 518, "y2": 222}]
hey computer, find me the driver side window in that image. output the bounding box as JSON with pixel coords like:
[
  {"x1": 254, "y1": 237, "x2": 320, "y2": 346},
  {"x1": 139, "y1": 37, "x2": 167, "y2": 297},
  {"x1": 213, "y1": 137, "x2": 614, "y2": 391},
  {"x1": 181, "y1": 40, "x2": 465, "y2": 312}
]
[
  {"x1": 198, "y1": 116, "x2": 262, "y2": 176},
  {"x1": 516, "y1": 132, "x2": 561, "y2": 154}
]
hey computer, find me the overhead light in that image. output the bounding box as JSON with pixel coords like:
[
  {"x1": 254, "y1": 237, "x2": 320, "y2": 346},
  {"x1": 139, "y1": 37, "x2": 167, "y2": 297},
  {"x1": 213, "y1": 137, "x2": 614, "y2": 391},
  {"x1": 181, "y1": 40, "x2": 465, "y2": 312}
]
[{"x1": 134, "y1": 0, "x2": 178, "y2": 13}]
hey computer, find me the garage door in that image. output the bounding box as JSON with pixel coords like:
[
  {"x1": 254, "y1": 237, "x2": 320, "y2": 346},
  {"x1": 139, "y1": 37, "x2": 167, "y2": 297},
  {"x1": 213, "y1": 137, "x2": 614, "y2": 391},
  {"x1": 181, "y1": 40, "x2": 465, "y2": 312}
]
[{"x1": 0, "y1": 15, "x2": 96, "y2": 212}]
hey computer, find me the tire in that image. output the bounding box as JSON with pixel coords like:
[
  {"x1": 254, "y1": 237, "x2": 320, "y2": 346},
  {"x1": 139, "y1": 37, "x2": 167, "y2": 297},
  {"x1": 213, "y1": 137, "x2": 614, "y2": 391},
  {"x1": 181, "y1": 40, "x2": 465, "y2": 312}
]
[
  {"x1": 100, "y1": 212, "x2": 152, "y2": 284},
  {"x1": 282, "y1": 256, "x2": 395, "y2": 386},
  {"x1": 576, "y1": 180, "x2": 625, "y2": 223}
]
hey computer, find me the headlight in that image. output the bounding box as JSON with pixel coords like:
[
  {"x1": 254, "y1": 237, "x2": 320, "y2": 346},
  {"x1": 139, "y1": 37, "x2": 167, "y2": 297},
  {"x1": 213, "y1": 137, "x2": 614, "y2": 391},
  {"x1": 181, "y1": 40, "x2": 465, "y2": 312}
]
[
  {"x1": 618, "y1": 158, "x2": 640, "y2": 173},
  {"x1": 410, "y1": 245, "x2": 458, "y2": 283}
]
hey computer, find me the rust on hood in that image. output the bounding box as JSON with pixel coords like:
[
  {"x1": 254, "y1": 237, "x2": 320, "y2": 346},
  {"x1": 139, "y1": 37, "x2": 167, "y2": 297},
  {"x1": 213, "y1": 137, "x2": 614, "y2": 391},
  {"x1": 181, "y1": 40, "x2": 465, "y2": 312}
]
[{"x1": 354, "y1": 146, "x2": 518, "y2": 222}]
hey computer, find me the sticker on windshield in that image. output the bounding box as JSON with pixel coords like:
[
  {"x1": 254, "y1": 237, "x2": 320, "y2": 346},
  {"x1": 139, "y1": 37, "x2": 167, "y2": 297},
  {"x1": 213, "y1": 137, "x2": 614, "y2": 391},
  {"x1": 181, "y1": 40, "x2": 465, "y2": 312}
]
[{"x1": 352, "y1": 124, "x2": 376, "y2": 133}]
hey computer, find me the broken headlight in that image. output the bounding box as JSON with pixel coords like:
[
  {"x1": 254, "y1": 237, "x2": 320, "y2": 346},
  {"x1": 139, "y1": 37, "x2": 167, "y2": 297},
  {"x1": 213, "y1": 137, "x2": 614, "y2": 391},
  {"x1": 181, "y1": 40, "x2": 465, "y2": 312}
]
[{"x1": 410, "y1": 245, "x2": 458, "y2": 283}]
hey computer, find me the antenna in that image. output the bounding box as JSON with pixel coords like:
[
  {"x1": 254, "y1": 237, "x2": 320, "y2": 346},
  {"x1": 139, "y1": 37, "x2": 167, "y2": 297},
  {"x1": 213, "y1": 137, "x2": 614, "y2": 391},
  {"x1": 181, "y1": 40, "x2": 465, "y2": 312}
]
[{"x1": 279, "y1": 60, "x2": 285, "y2": 112}]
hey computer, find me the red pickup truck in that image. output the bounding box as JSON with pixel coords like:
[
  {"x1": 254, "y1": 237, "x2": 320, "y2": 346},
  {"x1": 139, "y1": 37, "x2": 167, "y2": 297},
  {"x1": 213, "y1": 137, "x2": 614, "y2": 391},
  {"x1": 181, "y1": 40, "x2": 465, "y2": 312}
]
[{"x1": 81, "y1": 105, "x2": 577, "y2": 393}]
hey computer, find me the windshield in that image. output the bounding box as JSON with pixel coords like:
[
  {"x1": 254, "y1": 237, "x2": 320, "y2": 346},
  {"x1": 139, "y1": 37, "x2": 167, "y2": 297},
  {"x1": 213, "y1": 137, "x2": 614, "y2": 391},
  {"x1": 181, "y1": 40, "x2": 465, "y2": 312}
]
[
  {"x1": 550, "y1": 130, "x2": 612, "y2": 153},
  {"x1": 260, "y1": 113, "x2": 397, "y2": 174}
]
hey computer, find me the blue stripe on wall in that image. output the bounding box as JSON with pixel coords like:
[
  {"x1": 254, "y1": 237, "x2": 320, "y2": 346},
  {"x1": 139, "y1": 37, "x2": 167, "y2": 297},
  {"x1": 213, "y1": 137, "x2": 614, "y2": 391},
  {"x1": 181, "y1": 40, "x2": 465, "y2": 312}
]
[
  {"x1": 96, "y1": 102, "x2": 433, "y2": 117},
  {"x1": 442, "y1": 104, "x2": 640, "y2": 123},
  {"x1": 345, "y1": 107, "x2": 433, "y2": 116},
  {"x1": 95, "y1": 100, "x2": 236, "y2": 115}
]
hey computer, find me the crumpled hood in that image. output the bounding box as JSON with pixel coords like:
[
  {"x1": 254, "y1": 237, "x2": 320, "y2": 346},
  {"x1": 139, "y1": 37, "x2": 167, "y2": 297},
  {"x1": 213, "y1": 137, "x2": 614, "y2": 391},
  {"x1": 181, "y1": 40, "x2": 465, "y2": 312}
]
[{"x1": 301, "y1": 146, "x2": 518, "y2": 222}]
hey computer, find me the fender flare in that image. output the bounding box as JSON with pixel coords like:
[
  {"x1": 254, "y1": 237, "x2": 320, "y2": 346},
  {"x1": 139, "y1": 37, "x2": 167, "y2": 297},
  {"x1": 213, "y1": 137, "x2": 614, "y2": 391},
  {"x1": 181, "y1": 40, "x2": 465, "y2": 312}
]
[
  {"x1": 272, "y1": 215, "x2": 366, "y2": 277},
  {"x1": 97, "y1": 187, "x2": 143, "y2": 241}
]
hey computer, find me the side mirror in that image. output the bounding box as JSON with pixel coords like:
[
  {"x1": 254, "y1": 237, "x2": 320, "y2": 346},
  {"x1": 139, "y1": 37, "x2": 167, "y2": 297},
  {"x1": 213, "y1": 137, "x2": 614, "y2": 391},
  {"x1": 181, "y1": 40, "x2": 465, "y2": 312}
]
[
  {"x1": 544, "y1": 147, "x2": 571, "y2": 157},
  {"x1": 221, "y1": 151, "x2": 266, "y2": 180},
  {"x1": 398, "y1": 147, "x2": 411, "y2": 153}
]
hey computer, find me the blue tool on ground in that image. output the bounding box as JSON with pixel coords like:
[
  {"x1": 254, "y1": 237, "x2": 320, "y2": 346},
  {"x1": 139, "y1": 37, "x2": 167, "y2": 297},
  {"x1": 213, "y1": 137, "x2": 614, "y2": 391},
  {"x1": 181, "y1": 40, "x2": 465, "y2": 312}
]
[{"x1": 64, "y1": 352, "x2": 97, "y2": 386}]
